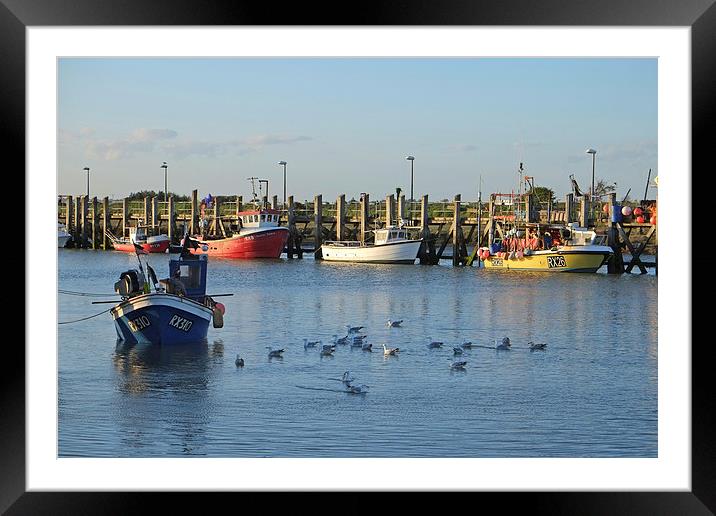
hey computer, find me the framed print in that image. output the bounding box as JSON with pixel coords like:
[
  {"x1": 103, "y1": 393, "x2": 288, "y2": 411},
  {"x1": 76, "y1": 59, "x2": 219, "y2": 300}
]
[{"x1": 6, "y1": 0, "x2": 712, "y2": 512}]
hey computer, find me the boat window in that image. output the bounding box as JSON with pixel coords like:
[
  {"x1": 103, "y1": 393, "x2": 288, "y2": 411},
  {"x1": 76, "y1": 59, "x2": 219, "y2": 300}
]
[
  {"x1": 273, "y1": 215, "x2": 278, "y2": 222},
  {"x1": 252, "y1": 215, "x2": 257, "y2": 223},
  {"x1": 397, "y1": 232, "x2": 405, "y2": 239},
  {"x1": 390, "y1": 231, "x2": 397, "y2": 239},
  {"x1": 179, "y1": 264, "x2": 201, "y2": 288}
]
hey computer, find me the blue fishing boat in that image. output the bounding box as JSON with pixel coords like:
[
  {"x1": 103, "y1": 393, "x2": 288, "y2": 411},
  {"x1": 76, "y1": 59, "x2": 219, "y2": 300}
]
[{"x1": 110, "y1": 237, "x2": 226, "y2": 345}]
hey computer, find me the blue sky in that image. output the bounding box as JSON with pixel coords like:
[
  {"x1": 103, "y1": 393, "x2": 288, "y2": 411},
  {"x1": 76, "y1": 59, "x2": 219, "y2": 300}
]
[{"x1": 58, "y1": 58, "x2": 657, "y2": 202}]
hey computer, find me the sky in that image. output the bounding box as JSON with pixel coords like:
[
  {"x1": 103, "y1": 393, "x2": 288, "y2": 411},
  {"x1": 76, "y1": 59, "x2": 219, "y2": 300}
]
[{"x1": 58, "y1": 58, "x2": 657, "y2": 202}]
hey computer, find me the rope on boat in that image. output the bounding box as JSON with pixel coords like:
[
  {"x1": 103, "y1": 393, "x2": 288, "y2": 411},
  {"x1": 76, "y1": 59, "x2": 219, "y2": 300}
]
[
  {"x1": 58, "y1": 289, "x2": 120, "y2": 297},
  {"x1": 58, "y1": 307, "x2": 114, "y2": 325}
]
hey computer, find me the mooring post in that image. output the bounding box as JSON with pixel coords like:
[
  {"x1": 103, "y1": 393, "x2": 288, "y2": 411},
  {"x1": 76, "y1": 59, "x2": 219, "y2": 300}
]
[
  {"x1": 213, "y1": 196, "x2": 220, "y2": 237},
  {"x1": 236, "y1": 195, "x2": 242, "y2": 214},
  {"x1": 151, "y1": 196, "x2": 158, "y2": 230},
  {"x1": 452, "y1": 194, "x2": 462, "y2": 266},
  {"x1": 168, "y1": 195, "x2": 175, "y2": 242},
  {"x1": 65, "y1": 195, "x2": 73, "y2": 236},
  {"x1": 314, "y1": 194, "x2": 323, "y2": 259},
  {"x1": 73, "y1": 197, "x2": 81, "y2": 245},
  {"x1": 579, "y1": 196, "x2": 589, "y2": 227},
  {"x1": 286, "y1": 195, "x2": 295, "y2": 259},
  {"x1": 91, "y1": 196, "x2": 98, "y2": 249},
  {"x1": 121, "y1": 198, "x2": 128, "y2": 238},
  {"x1": 607, "y1": 192, "x2": 624, "y2": 274},
  {"x1": 190, "y1": 190, "x2": 198, "y2": 235},
  {"x1": 418, "y1": 194, "x2": 432, "y2": 264},
  {"x1": 398, "y1": 194, "x2": 405, "y2": 224},
  {"x1": 565, "y1": 193, "x2": 574, "y2": 224},
  {"x1": 385, "y1": 194, "x2": 395, "y2": 227},
  {"x1": 488, "y1": 195, "x2": 495, "y2": 246},
  {"x1": 142, "y1": 196, "x2": 149, "y2": 226},
  {"x1": 80, "y1": 195, "x2": 88, "y2": 248},
  {"x1": 102, "y1": 197, "x2": 109, "y2": 249},
  {"x1": 336, "y1": 194, "x2": 346, "y2": 241},
  {"x1": 272, "y1": 195, "x2": 278, "y2": 210},
  {"x1": 360, "y1": 193, "x2": 370, "y2": 245}
]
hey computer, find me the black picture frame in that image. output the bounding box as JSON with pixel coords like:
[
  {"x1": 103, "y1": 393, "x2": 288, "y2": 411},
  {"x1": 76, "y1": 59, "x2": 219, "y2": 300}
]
[{"x1": 5, "y1": 0, "x2": 710, "y2": 513}]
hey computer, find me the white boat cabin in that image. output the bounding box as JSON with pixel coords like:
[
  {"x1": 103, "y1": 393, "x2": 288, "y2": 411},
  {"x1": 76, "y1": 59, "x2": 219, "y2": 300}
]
[
  {"x1": 373, "y1": 227, "x2": 411, "y2": 245},
  {"x1": 238, "y1": 210, "x2": 281, "y2": 229}
]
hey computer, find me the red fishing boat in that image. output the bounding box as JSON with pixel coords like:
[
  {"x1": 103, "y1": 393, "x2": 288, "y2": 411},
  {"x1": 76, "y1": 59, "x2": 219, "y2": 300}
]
[
  {"x1": 108, "y1": 225, "x2": 171, "y2": 254},
  {"x1": 189, "y1": 208, "x2": 289, "y2": 259}
]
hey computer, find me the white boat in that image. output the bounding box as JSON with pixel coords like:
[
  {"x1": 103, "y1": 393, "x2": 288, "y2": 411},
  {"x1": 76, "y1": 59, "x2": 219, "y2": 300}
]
[
  {"x1": 58, "y1": 222, "x2": 72, "y2": 248},
  {"x1": 320, "y1": 225, "x2": 422, "y2": 264}
]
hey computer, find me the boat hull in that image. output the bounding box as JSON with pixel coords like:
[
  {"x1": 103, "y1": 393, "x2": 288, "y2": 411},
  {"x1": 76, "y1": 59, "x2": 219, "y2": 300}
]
[
  {"x1": 58, "y1": 234, "x2": 71, "y2": 248},
  {"x1": 190, "y1": 228, "x2": 289, "y2": 259},
  {"x1": 113, "y1": 240, "x2": 170, "y2": 254},
  {"x1": 320, "y1": 240, "x2": 422, "y2": 264},
  {"x1": 111, "y1": 293, "x2": 213, "y2": 345},
  {"x1": 482, "y1": 247, "x2": 612, "y2": 273}
]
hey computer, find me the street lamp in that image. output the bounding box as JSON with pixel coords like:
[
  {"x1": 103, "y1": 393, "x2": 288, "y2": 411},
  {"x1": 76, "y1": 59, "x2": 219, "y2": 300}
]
[
  {"x1": 585, "y1": 148, "x2": 596, "y2": 202},
  {"x1": 161, "y1": 161, "x2": 168, "y2": 201},
  {"x1": 83, "y1": 167, "x2": 90, "y2": 198},
  {"x1": 278, "y1": 161, "x2": 287, "y2": 208},
  {"x1": 405, "y1": 155, "x2": 415, "y2": 201}
]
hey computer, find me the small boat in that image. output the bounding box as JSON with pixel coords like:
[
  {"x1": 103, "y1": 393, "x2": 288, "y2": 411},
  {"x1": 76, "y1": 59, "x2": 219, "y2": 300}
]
[
  {"x1": 480, "y1": 224, "x2": 613, "y2": 273},
  {"x1": 320, "y1": 224, "x2": 423, "y2": 264},
  {"x1": 110, "y1": 237, "x2": 227, "y2": 345},
  {"x1": 108, "y1": 225, "x2": 170, "y2": 254},
  {"x1": 58, "y1": 222, "x2": 72, "y2": 248}
]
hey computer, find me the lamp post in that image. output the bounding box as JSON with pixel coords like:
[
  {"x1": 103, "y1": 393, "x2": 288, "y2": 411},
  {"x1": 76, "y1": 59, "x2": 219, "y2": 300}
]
[
  {"x1": 161, "y1": 161, "x2": 168, "y2": 202},
  {"x1": 278, "y1": 161, "x2": 287, "y2": 208},
  {"x1": 405, "y1": 155, "x2": 415, "y2": 201},
  {"x1": 585, "y1": 148, "x2": 596, "y2": 202},
  {"x1": 83, "y1": 167, "x2": 90, "y2": 198}
]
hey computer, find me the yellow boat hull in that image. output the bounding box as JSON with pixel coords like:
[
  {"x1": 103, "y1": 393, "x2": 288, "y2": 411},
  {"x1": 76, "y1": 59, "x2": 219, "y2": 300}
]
[{"x1": 482, "y1": 249, "x2": 611, "y2": 273}]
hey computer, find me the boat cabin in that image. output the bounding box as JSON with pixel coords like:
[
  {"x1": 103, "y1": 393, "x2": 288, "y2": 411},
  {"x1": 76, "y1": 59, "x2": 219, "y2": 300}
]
[
  {"x1": 129, "y1": 225, "x2": 149, "y2": 244},
  {"x1": 565, "y1": 223, "x2": 598, "y2": 246},
  {"x1": 237, "y1": 209, "x2": 281, "y2": 229},
  {"x1": 373, "y1": 227, "x2": 410, "y2": 245},
  {"x1": 163, "y1": 254, "x2": 208, "y2": 301}
]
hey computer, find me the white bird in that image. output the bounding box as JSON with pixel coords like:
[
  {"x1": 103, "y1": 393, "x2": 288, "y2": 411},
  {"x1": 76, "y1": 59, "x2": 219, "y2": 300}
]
[
  {"x1": 382, "y1": 343, "x2": 400, "y2": 356},
  {"x1": 450, "y1": 360, "x2": 468, "y2": 370},
  {"x1": 386, "y1": 319, "x2": 403, "y2": 327},
  {"x1": 320, "y1": 347, "x2": 335, "y2": 357},
  {"x1": 453, "y1": 347, "x2": 464, "y2": 355},
  {"x1": 345, "y1": 383, "x2": 369, "y2": 394},
  {"x1": 321, "y1": 342, "x2": 336, "y2": 352},
  {"x1": 361, "y1": 342, "x2": 373, "y2": 351},
  {"x1": 333, "y1": 334, "x2": 349, "y2": 345},
  {"x1": 235, "y1": 356, "x2": 244, "y2": 367},
  {"x1": 529, "y1": 341, "x2": 547, "y2": 351},
  {"x1": 341, "y1": 371, "x2": 355, "y2": 384},
  {"x1": 495, "y1": 337, "x2": 511, "y2": 350},
  {"x1": 303, "y1": 338, "x2": 321, "y2": 349},
  {"x1": 461, "y1": 341, "x2": 474, "y2": 349},
  {"x1": 346, "y1": 325, "x2": 364, "y2": 334},
  {"x1": 266, "y1": 346, "x2": 285, "y2": 358}
]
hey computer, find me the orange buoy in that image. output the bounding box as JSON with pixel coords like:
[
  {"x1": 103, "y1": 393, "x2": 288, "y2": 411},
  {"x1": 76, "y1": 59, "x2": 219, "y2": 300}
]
[
  {"x1": 636, "y1": 215, "x2": 645, "y2": 224},
  {"x1": 650, "y1": 215, "x2": 657, "y2": 225},
  {"x1": 215, "y1": 302, "x2": 226, "y2": 314}
]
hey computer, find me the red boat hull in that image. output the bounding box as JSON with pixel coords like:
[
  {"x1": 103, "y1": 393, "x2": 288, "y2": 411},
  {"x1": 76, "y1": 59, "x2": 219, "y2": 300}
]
[
  {"x1": 113, "y1": 240, "x2": 170, "y2": 254},
  {"x1": 190, "y1": 228, "x2": 289, "y2": 259}
]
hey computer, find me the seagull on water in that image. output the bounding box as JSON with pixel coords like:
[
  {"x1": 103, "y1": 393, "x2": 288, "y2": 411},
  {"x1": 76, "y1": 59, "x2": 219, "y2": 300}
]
[
  {"x1": 361, "y1": 342, "x2": 373, "y2": 351},
  {"x1": 320, "y1": 347, "x2": 335, "y2": 357},
  {"x1": 450, "y1": 360, "x2": 468, "y2": 370},
  {"x1": 496, "y1": 337, "x2": 511, "y2": 350},
  {"x1": 321, "y1": 342, "x2": 336, "y2": 352},
  {"x1": 461, "y1": 341, "x2": 474, "y2": 349},
  {"x1": 428, "y1": 338, "x2": 443, "y2": 349},
  {"x1": 266, "y1": 346, "x2": 285, "y2": 358},
  {"x1": 333, "y1": 334, "x2": 350, "y2": 345},
  {"x1": 345, "y1": 383, "x2": 369, "y2": 394},
  {"x1": 235, "y1": 356, "x2": 244, "y2": 367},
  {"x1": 386, "y1": 319, "x2": 403, "y2": 327},
  {"x1": 346, "y1": 325, "x2": 364, "y2": 334},
  {"x1": 341, "y1": 371, "x2": 355, "y2": 384},
  {"x1": 453, "y1": 346, "x2": 464, "y2": 355},
  {"x1": 303, "y1": 338, "x2": 321, "y2": 349},
  {"x1": 382, "y1": 343, "x2": 400, "y2": 356},
  {"x1": 529, "y1": 341, "x2": 547, "y2": 351}
]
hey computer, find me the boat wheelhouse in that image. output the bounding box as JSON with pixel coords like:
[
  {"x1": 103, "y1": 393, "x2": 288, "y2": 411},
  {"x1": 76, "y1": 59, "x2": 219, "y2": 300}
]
[{"x1": 320, "y1": 225, "x2": 422, "y2": 264}]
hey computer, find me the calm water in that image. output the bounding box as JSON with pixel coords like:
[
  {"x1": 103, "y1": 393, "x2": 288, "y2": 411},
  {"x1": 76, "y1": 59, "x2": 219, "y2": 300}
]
[{"x1": 58, "y1": 249, "x2": 657, "y2": 457}]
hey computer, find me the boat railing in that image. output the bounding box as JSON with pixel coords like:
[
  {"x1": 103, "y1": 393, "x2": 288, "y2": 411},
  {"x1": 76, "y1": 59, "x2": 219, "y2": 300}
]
[{"x1": 322, "y1": 240, "x2": 362, "y2": 247}]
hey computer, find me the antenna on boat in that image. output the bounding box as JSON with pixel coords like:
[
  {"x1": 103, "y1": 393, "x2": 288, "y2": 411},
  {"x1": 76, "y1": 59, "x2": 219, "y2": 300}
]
[{"x1": 247, "y1": 177, "x2": 259, "y2": 206}]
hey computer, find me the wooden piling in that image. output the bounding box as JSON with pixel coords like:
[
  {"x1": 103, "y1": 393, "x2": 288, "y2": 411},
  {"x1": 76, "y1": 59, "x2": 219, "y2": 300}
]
[
  {"x1": 272, "y1": 195, "x2": 278, "y2": 210},
  {"x1": 418, "y1": 194, "x2": 434, "y2": 264},
  {"x1": 151, "y1": 196, "x2": 158, "y2": 229},
  {"x1": 579, "y1": 196, "x2": 589, "y2": 227},
  {"x1": 236, "y1": 195, "x2": 242, "y2": 214},
  {"x1": 191, "y1": 190, "x2": 198, "y2": 235},
  {"x1": 80, "y1": 195, "x2": 88, "y2": 248},
  {"x1": 212, "y1": 196, "x2": 220, "y2": 237},
  {"x1": 314, "y1": 194, "x2": 323, "y2": 259},
  {"x1": 73, "y1": 197, "x2": 81, "y2": 245},
  {"x1": 102, "y1": 197, "x2": 109, "y2": 249},
  {"x1": 65, "y1": 195, "x2": 73, "y2": 236},
  {"x1": 385, "y1": 194, "x2": 395, "y2": 227},
  {"x1": 168, "y1": 196, "x2": 175, "y2": 242},
  {"x1": 286, "y1": 195, "x2": 295, "y2": 259},
  {"x1": 398, "y1": 194, "x2": 405, "y2": 224},
  {"x1": 336, "y1": 194, "x2": 346, "y2": 241},
  {"x1": 452, "y1": 194, "x2": 462, "y2": 266},
  {"x1": 565, "y1": 194, "x2": 574, "y2": 224},
  {"x1": 91, "y1": 196, "x2": 98, "y2": 249},
  {"x1": 143, "y1": 196, "x2": 149, "y2": 225},
  {"x1": 360, "y1": 193, "x2": 370, "y2": 245},
  {"x1": 121, "y1": 198, "x2": 128, "y2": 238}
]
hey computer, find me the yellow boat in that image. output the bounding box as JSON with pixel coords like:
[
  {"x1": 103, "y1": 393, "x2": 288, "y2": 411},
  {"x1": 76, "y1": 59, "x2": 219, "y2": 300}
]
[{"x1": 481, "y1": 225, "x2": 613, "y2": 273}]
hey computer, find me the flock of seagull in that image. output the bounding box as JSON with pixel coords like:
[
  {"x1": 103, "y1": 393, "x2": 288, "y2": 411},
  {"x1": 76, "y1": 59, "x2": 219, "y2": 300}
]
[{"x1": 234, "y1": 320, "x2": 548, "y2": 382}]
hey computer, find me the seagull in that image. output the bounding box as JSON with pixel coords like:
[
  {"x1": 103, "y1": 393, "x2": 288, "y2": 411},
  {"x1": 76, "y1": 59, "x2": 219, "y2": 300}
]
[
  {"x1": 320, "y1": 347, "x2": 335, "y2": 357},
  {"x1": 361, "y1": 342, "x2": 373, "y2": 351},
  {"x1": 450, "y1": 360, "x2": 468, "y2": 370},
  {"x1": 341, "y1": 371, "x2": 355, "y2": 384},
  {"x1": 428, "y1": 338, "x2": 443, "y2": 349},
  {"x1": 529, "y1": 341, "x2": 547, "y2": 351},
  {"x1": 321, "y1": 343, "x2": 337, "y2": 352},
  {"x1": 496, "y1": 337, "x2": 511, "y2": 350},
  {"x1": 333, "y1": 334, "x2": 350, "y2": 345},
  {"x1": 346, "y1": 325, "x2": 364, "y2": 334},
  {"x1": 386, "y1": 319, "x2": 403, "y2": 327},
  {"x1": 303, "y1": 338, "x2": 321, "y2": 349},
  {"x1": 266, "y1": 346, "x2": 285, "y2": 358},
  {"x1": 351, "y1": 334, "x2": 368, "y2": 341},
  {"x1": 453, "y1": 347, "x2": 464, "y2": 355},
  {"x1": 345, "y1": 383, "x2": 369, "y2": 394},
  {"x1": 382, "y1": 343, "x2": 400, "y2": 356},
  {"x1": 235, "y1": 356, "x2": 244, "y2": 367},
  {"x1": 460, "y1": 342, "x2": 474, "y2": 349}
]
